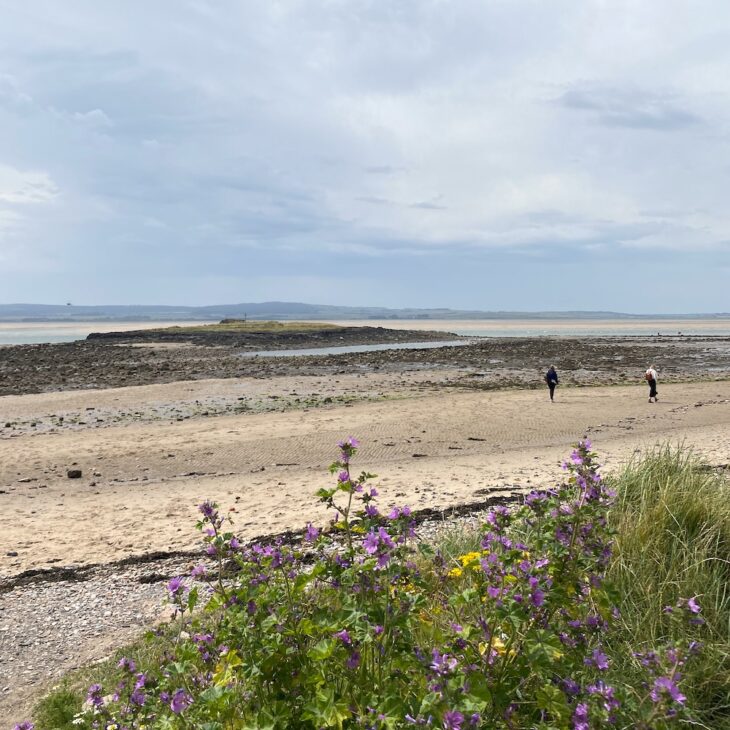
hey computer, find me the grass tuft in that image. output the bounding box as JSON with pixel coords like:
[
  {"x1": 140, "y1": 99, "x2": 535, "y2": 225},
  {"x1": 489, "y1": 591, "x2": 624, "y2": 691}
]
[{"x1": 606, "y1": 445, "x2": 730, "y2": 727}]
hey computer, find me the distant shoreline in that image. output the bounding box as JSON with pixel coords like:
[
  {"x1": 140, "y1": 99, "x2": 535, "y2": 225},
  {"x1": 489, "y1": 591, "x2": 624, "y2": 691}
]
[
  {"x1": 3, "y1": 317, "x2": 730, "y2": 346},
  {"x1": 2, "y1": 314, "x2": 730, "y2": 324}
]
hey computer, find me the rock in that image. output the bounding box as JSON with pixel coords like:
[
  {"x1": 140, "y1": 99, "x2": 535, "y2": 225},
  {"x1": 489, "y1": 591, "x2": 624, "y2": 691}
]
[
  {"x1": 6, "y1": 551, "x2": 18, "y2": 557},
  {"x1": 67, "y1": 469, "x2": 83, "y2": 479}
]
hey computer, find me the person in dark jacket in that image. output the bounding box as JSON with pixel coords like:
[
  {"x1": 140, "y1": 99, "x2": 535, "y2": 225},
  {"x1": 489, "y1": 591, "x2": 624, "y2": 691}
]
[{"x1": 545, "y1": 365, "x2": 559, "y2": 402}]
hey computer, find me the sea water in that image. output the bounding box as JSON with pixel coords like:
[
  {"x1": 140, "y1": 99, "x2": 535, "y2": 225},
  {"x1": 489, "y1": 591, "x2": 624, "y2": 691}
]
[{"x1": 1, "y1": 318, "x2": 729, "y2": 346}]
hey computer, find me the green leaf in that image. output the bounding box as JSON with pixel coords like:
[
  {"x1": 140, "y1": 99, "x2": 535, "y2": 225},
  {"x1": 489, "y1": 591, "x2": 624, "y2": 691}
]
[
  {"x1": 535, "y1": 684, "x2": 571, "y2": 723},
  {"x1": 307, "y1": 637, "x2": 336, "y2": 661}
]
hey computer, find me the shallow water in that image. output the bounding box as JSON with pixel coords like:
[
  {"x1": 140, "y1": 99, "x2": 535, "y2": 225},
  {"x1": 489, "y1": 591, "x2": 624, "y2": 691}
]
[
  {"x1": 0, "y1": 321, "x2": 216, "y2": 345},
  {"x1": 1, "y1": 317, "x2": 730, "y2": 345},
  {"x1": 328, "y1": 318, "x2": 730, "y2": 338},
  {"x1": 238, "y1": 340, "x2": 473, "y2": 358}
]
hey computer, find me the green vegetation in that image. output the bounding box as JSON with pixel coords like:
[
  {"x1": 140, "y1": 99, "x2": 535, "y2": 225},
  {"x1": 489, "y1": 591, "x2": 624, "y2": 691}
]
[
  {"x1": 606, "y1": 446, "x2": 730, "y2": 726},
  {"x1": 150, "y1": 319, "x2": 343, "y2": 334},
  {"x1": 25, "y1": 443, "x2": 728, "y2": 729}
]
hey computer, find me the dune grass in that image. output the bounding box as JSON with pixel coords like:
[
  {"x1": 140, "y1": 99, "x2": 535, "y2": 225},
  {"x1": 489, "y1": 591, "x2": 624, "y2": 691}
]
[
  {"x1": 605, "y1": 446, "x2": 730, "y2": 727},
  {"x1": 32, "y1": 630, "x2": 173, "y2": 730}
]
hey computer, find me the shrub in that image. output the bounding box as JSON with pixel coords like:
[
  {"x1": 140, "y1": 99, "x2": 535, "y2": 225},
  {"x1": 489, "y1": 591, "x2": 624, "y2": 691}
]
[{"x1": 24, "y1": 440, "x2": 705, "y2": 729}]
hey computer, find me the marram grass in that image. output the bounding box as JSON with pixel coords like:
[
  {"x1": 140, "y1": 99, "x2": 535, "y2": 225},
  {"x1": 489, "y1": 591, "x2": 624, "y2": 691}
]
[{"x1": 606, "y1": 445, "x2": 730, "y2": 726}]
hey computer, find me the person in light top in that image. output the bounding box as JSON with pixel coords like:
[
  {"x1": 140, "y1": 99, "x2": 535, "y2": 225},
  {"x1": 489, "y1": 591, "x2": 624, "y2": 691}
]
[{"x1": 645, "y1": 364, "x2": 658, "y2": 403}]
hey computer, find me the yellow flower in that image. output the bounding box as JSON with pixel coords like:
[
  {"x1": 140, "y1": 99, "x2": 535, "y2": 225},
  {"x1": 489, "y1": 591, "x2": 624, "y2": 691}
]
[
  {"x1": 458, "y1": 551, "x2": 482, "y2": 567},
  {"x1": 479, "y1": 636, "x2": 514, "y2": 657},
  {"x1": 448, "y1": 567, "x2": 463, "y2": 578},
  {"x1": 492, "y1": 636, "x2": 507, "y2": 655}
]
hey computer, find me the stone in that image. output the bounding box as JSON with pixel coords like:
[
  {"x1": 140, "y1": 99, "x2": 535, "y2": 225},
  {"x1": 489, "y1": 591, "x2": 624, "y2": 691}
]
[{"x1": 67, "y1": 469, "x2": 83, "y2": 479}]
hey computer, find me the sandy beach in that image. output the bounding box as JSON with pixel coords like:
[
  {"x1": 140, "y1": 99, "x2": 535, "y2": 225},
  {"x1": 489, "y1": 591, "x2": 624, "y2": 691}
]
[
  {"x1": 1, "y1": 332, "x2": 729, "y2": 722},
  {"x1": 2, "y1": 374, "x2": 729, "y2": 576}
]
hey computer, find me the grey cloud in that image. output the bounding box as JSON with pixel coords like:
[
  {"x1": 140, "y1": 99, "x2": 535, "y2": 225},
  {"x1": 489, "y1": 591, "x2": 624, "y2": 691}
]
[
  {"x1": 559, "y1": 87, "x2": 701, "y2": 130},
  {"x1": 410, "y1": 201, "x2": 447, "y2": 210},
  {"x1": 364, "y1": 165, "x2": 406, "y2": 175},
  {"x1": 356, "y1": 196, "x2": 396, "y2": 206}
]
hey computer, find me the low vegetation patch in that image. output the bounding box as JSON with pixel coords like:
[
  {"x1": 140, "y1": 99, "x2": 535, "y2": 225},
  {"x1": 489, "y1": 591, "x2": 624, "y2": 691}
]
[
  {"x1": 26, "y1": 442, "x2": 726, "y2": 729},
  {"x1": 151, "y1": 320, "x2": 343, "y2": 334}
]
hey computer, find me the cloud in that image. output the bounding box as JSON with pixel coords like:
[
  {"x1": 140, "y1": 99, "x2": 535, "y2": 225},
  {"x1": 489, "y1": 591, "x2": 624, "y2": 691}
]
[
  {"x1": 558, "y1": 86, "x2": 701, "y2": 130},
  {"x1": 0, "y1": 0, "x2": 729, "y2": 310},
  {"x1": 72, "y1": 108, "x2": 113, "y2": 127},
  {"x1": 0, "y1": 164, "x2": 59, "y2": 204}
]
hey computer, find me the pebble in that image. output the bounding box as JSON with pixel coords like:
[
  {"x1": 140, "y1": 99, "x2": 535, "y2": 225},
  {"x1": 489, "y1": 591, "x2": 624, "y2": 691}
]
[{"x1": 0, "y1": 555, "x2": 193, "y2": 721}]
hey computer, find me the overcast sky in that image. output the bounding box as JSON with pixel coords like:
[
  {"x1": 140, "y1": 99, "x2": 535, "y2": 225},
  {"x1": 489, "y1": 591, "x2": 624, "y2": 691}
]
[{"x1": 1, "y1": 1, "x2": 729, "y2": 313}]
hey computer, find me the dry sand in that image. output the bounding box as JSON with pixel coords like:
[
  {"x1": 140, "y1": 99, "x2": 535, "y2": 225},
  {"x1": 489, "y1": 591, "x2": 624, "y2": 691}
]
[{"x1": 2, "y1": 375, "x2": 729, "y2": 577}]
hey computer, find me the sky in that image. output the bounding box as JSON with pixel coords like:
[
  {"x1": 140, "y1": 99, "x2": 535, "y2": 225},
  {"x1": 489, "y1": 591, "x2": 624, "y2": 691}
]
[{"x1": 1, "y1": 1, "x2": 730, "y2": 313}]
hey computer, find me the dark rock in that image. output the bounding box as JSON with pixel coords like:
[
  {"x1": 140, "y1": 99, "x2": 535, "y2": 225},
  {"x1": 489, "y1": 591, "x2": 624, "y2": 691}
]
[{"x1": 67, "y1": 469, "x2": 83, "y2": 479}]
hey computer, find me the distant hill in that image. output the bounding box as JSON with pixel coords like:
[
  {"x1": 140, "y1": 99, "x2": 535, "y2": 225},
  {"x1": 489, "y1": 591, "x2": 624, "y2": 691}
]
[{"x1": 0, "y1": 302, "x2": 728, "y2": 322}]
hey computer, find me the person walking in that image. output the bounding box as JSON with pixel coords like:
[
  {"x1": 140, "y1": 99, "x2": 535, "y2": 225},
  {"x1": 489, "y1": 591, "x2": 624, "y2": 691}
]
[
  {"x1": 645, "y1": 364, "x2": 658, "y2": 403},
  {"x1": 545, "y1": 365, "x2": 559, "y2": 402}
]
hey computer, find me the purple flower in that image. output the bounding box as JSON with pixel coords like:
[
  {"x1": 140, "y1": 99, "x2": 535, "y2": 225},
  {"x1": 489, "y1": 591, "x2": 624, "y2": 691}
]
[
  {"x1": 167, "y1": 576, "x2": 187, "y2": 599},
  {"x1": 373, "y1": 624, "x2": 384, "y2": 635},
  {"x1": 305, "y1": 523, "x2": 320, "y2": 542},
  {"x1": 378, "y1": 527, "x2": 395, "y2": 549},
  {"x1": 338, "y1": 470, "x2": 350, "y2": 483},
  {"x1": 531, "y1": 589, "x2": 546, "y2": 607},
  {"x1": 335, "y1": 629, "x2": 352, "y2": 645},
  {"x1": 687, "y1": 597, "x2": 701, "y2": 614},
  {"x1": 13, "y1": 723, "x2": 34, "y2": 730},
  {"x1": 651, "y1": 676, "x2": 686, "y2": 705},
  {"x1": 337, "y1": 436, "x2": 360, "y2": 449},
  {"x1": 572, "y1": 702, "x2": 589, "y2": 730},
  {"x1": 443, "y1": 710, "x2": 464, "y2": 729},
  {"x1": 170, "y1": 688, "x2": 194, "y2": 714},
  {"x1": 469, "y1": 714, "x2": 481, "y2": 726},
  {"x1": 363, "y1": 531, "x2": 380, "y2": 554},
  {"x1": 118, "y1": 656, "x2": 136, "y2": 673},
  {"x1": 430, "y1": 649, "x2": 458, "y2": 675},
  {"x1": 364, "y1": 504, "x2": 379, "y2": 517},
  {"x1": 86, "y1": 683, "x2": 104, "y2": 709},
  {"x1": 589, "y1": 648, "x2": 609, "y2": 671},
  {"x1": 388, "y1": 507, "x2": 401, "y2": 519},
  {"x1": 130, "y1": 688, "x2": 146, "y2": 706},
  {"x1": 346, "y1": 649, "x2": 361, "y2": 669},
  {"x1": 190, "y1": 563, "x2": 207, "y2": 578},
  {"x1": 198, "y1": 500, "x2": 218, "y2": 520}
]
